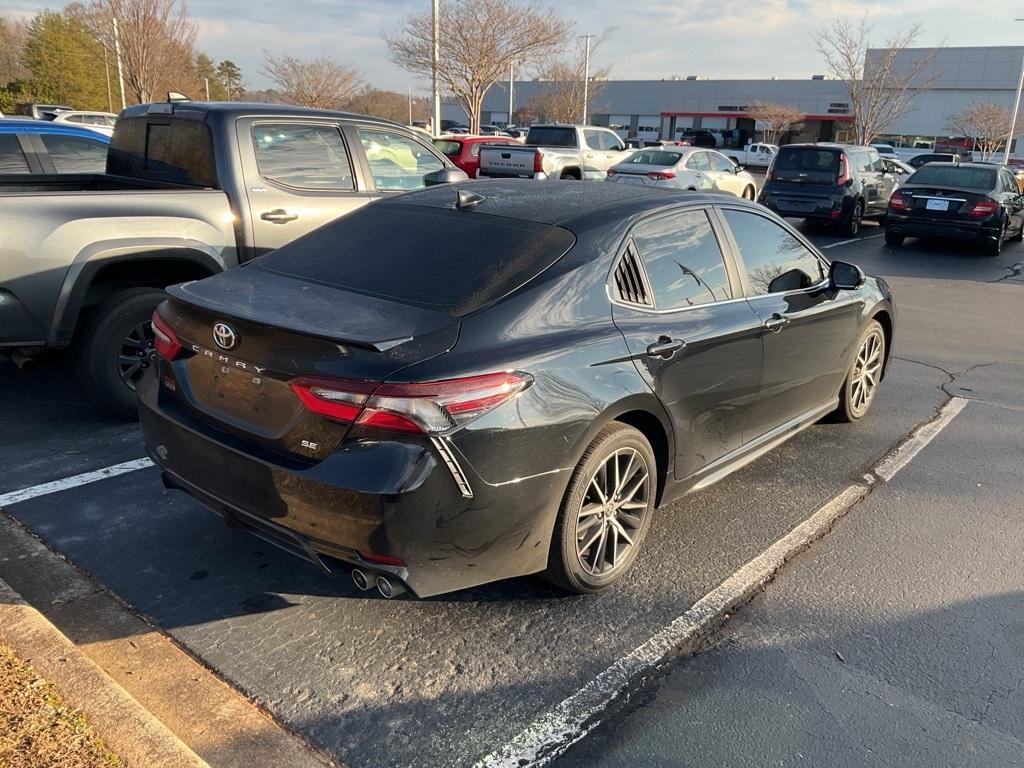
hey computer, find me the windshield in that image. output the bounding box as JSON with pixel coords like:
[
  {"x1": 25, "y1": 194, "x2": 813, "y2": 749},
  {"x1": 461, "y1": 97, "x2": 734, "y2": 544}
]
[
  {"x1": 909, "y1": 166, "x2": 996, "y2": 189},
  {"x1": 525, "y1": 127, "x2": 577, "y2": 147},
  {"x1": 625, "y1": 150, "x2": 682, "y2": 167}
]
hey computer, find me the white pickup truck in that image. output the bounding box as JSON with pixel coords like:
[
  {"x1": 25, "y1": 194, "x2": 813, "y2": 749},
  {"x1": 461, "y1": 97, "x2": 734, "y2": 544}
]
[
  {"x1": 721, "y1": 142, "x2": 777, "y2": 168},
  {"x1": 477, "y1": 124, "x2": 629, "y2": 180}
]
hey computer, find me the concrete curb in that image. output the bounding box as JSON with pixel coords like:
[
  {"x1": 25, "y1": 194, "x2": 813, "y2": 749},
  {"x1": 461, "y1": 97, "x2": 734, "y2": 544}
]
[{"x1": 0, "y1": 576, "x2": 207, "y2": 768}]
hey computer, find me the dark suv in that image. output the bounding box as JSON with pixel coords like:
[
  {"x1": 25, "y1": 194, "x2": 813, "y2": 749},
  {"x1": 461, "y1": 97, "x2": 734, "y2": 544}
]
[{"x1": 758, "y1": 144, "x2": 896, "y2": 236}]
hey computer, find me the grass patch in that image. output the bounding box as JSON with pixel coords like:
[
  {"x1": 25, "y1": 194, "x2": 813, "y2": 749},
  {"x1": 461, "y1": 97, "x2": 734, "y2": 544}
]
[{"x1": 0, "y1": 642, "x2": 120, "y2": 768}]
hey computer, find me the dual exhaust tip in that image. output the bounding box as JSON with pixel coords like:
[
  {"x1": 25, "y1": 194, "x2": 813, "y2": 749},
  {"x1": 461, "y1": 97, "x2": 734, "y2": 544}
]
[{"x1": 352, "y1": 568, "x2": 406, "y2": 599}]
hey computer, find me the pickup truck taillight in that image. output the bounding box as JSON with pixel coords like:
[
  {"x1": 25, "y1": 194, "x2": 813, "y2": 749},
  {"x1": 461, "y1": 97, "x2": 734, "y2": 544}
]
[
  {"x1": 151, "y1": 310, "x2": 182, "y2": 360},
  {"x1": 533, "y1": 151, "x2": 544, "y2": 175},
  {"x1": 289, "y1": 371, "x2": 533, "y2": 434},
  {"x1": 966, "y1": 200, "x2": 999, "y2": 218}
]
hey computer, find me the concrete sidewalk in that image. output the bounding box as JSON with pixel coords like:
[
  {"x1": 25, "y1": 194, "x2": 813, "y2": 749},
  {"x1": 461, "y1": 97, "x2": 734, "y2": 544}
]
[{"x1": 555, "y1": 362, "x2": 1024, "y2": 767}]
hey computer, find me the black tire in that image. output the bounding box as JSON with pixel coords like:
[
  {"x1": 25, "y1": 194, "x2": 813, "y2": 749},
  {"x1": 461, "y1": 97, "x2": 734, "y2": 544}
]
[
  {"x1": 559, "y1": 170, "x2": 580, "y2": 180},
  {"x1": 984, "y1": 221, "x2": 1006, "y2": 256},
  {"x1": 546, "y1": 423, "x2": 656, "y2": 593},
  {"x1": 832, "y1": 319, "x2": 886, "y2": 423},
  {"x1": 75, "y1": 287, "x2": 166, "y2": 419},
  {"x1": 884, "y1": 230, "x2": 905, "y2": 246},
  {"x1": 842, "y1": 201, "x2": 863, "y2": 237}
]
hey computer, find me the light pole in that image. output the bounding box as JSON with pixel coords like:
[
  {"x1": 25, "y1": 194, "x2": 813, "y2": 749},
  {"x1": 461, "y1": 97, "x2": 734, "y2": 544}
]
[
  {"x1": 580, "y1": 34, "x2": 594, "y2": 125},
  {"x1": 508, "y1": 61, "x2": 514, "y2": 127},
  {"x1": 112, "y1": 17, "x2": 126, "y2": 109},
  {"x1": 432, "y1": 0, "x2": 441, "y2": 135},
  {"x1": 1005, "y1": 18, "x2": 1024, "y2": 165}
]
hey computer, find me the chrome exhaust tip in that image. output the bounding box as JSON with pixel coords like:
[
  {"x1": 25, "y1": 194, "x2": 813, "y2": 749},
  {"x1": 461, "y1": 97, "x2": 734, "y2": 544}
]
[
  {"x1": 376, "y1": 575, "x2": 406, "y2": 599},
  {"x1": 351, "y1": 568, "x2": 374, "y2": 591}
]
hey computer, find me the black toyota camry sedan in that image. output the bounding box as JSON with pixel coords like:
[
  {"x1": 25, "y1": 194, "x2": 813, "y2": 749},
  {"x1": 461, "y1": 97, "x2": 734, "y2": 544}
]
[{"x1": 139, "y1": 181, "x2": 895, "y2": 598}]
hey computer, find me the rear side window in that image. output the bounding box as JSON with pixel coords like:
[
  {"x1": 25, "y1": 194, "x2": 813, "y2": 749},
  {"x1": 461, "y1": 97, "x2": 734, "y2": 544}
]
[
  {"x1": 909, "y1": 165, "x2": 996, "y2": 189},
  {"x1": 631, "y1": 210, "x2": 731, "y2": 309},
  {"x1": 253, "y1": 123, "x2": 354, "y2": 190},
  {"x1": 722, "y1": 209, "x2": 824, "y2": 295},
  {"x1": 584, "y1": 130, "x2": 603, "y2": 150},
  {"x1": 255, "y1": 204, "x2": 575, "y2": 315},
  {"x1": 39, "y1": 134, "x2": 107, "y2": 173},
  {"x1": 0, "y1": 134, "x2": 30, "y2": 173}
]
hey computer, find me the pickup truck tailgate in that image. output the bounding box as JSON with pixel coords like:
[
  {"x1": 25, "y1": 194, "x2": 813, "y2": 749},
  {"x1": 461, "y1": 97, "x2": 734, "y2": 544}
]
[{"x1": 478, "y1": 145, "x2": 537, "y2": 178}]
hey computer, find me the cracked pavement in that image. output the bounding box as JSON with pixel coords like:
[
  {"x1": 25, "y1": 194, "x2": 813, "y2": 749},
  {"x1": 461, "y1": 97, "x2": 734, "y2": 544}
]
[{"x1": 556, "y1": 227, "x2": 1024, "y2": 768}]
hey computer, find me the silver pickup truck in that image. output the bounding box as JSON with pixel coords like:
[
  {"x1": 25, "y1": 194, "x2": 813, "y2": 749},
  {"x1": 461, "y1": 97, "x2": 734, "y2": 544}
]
[
  {"x1": 0, "y1": 101, "x2": 465, "y2": 416},
  {"x1": 477, "y1": 124, "x2": 629, "y2": 180}
]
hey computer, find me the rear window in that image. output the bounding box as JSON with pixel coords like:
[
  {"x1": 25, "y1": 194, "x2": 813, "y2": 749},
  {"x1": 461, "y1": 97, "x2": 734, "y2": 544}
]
[
  {"x1": 0, "y1": 134, "x2": 30, "y2": 173},
  {"x1": 624, "y1": 150, "x2": 682, "y2": 167},
  {"x1": 909, "y1": 165, "x2": 996, "y2": 189},
  {"x1": 255, "y1": 204, "x2": 576, "y2": 316},
  {"x1": 433, "y1": 139, "x2": 462, "y2": 155},
  {"x1": 773, "y1": 147, "x2": 840, "y2": 175},
  {"x1": 525, "y1": 127, "x2": 577, "y2": 147},
  {"x1": 107, "y1": 116, "x2": 216, "y2": 187}
]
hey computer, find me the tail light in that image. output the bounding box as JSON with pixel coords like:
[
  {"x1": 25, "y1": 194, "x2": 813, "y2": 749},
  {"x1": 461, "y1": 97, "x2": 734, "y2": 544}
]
[
  {"x1": 533, "y1": 151, "x2": 544, "y2": 174},
  {"x1": 888, "y1": 192, "x2": 908, "y2": 211},
  {"x1": 966, "y1": 199, "x2": 999, "y2": 218},
  {"x1": 151, "y1": 310, "x2": 182, "y2": 360},
  {"x1": 289, "y1": 371, "x2": 533, "y2": 435},
  {"x1": 836, "y1": 154, "x2": 851, "y2": 186},
  {"x1": 606, "y1": 168, "x2": 618, "y2": 176},
  {"x1": 646, "y1": 171, "x2": 676, "y2": 180}
]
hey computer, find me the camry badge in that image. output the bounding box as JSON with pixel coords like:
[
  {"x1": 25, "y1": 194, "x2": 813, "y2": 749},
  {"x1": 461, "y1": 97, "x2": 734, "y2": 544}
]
[{"x1": 213, "y1": 322, "x2": 238, "y2": 350}]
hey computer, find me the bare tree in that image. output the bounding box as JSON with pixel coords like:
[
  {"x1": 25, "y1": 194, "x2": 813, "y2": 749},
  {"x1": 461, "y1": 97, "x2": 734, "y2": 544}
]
[
  {"x1": 946, "y1": 101, "x2": 1019, "y2": 161},
  {"x1": 0, "y1": 16, "x2": 30, "y2": 85},
  {"x1": 70, "y1": 0, "x2": 198, "y2": 104},
  {"x1": 387, "y1": 0, "x2": 570, "y2": 133},
  {"x1": 343, "y1": 87, "x2": 430, "y2": 123},
  {"x1": 813, "y1": 17, "x2": 937, "y2": 145},
  {"x1": 261, "y1": 53, "x2": 362, "y2": 109},
  {"x1": 526, "y1": 35, "x2": 610, "y2": 124},
  {"x1": 747, "y1": 102, "x2": 804, "y2": 144}
]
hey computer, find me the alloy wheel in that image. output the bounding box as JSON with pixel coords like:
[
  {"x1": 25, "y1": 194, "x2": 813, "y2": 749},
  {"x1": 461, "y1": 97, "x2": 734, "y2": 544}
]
[
  {"x1": 575, "y1": 447, "x2": 650, "y2": 576},
  {"x1": 850, "y1": 328, "x2": 883, "y2": 417},
  {"x1": 116, "y1": 320, "x2": 155, "y2": 390}
]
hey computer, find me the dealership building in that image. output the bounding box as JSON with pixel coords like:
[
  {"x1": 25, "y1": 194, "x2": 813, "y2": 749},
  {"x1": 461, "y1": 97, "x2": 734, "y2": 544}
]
[{"x1": 444, "y1": 46, "x2": 1024, "y2": 148}]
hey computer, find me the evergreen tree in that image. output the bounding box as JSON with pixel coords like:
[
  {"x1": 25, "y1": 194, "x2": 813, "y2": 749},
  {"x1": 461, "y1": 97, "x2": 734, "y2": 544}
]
[
  {"x1": 23, "y1": 10, "x2": 108, "y2": 110},
  {"x1": 216, "y1": 59, "x2": 242, "y2": 100},
  {"x1": 195, "y1": 52, "x2": 227, "y2": 99}
]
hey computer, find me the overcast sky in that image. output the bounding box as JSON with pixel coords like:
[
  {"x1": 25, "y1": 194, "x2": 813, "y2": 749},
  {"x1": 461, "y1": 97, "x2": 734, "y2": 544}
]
[{"x1": 4, "y1": 0, "x2": 1022, "y2": 93}]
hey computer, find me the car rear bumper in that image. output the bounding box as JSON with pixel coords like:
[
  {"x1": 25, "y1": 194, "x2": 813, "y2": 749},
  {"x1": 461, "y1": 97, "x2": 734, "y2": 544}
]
[
  {"x1": 136, "y1": 371, "x2": 563, "y2": 597},
  {"x1": 885, "y1": 215, "x2": 1000, "y2": 243},
  {"x1": 758, "y1": 190, "x2": 853, "y2": 221}
]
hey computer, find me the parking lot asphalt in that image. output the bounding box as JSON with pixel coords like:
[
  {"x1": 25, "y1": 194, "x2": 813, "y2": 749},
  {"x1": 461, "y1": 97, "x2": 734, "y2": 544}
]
[{"x1": 1, "y1": 224, "x2": 1021, "y2": 767}]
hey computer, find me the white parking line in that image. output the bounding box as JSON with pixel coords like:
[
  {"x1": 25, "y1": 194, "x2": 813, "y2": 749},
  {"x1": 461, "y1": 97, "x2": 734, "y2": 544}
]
[
  {"x1": 874, "y1": 396, "x2": 969, "y2": 481},
  {"x1": 479, "y1": 396, "x2": 970, "y2": 768},
  {"x1": 821, "y1": 233, "x2": 884, "y2": 250},
  {"x1": 0, "y1": 458, "x2": 154, "y2": 508}
]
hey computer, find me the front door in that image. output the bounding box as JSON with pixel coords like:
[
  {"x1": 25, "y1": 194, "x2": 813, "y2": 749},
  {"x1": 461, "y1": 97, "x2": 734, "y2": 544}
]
[
  {"x1": 611, "y1": 207, "x2": 764, "y2": 480},
  {"x1": 238, "y1": 120, "x2": 375, "y2": 258},
  {"x1": 717, "y1": 206, "x2": 861, "y2": 441}
]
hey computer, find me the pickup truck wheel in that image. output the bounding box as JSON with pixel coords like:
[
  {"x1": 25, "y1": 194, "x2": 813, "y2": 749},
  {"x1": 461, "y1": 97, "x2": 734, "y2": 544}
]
[
  {"x1": 76, "y1": 287, "x2": 166, "y2": 419},
  {"x1": 559, "y1": 171, "x2": 580, "y2": 180}
]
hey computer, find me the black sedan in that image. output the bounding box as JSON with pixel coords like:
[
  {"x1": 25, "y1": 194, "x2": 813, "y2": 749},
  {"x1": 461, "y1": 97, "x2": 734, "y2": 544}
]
[
  {"x1": 885, "y1": 162, "x2": 1024, "y2": 255},
  {"x1": 139, "y1": 181, "x2": 895, "y2": 598}
]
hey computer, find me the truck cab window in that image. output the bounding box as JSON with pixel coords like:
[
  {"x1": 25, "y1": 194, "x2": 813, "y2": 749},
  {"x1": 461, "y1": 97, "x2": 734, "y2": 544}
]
[
  {"x1": 356, "y1": 127, "x2": 444, "y2": 192},
  {"x1": 253, "y1": 124, "x2": 355, "y2": 190}
]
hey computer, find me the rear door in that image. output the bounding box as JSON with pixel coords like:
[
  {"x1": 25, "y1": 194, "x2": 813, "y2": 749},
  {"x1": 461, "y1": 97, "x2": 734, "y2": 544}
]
[
  {"x1": 610, "y1": 207, "x2": 764, "y2": 479},
  {"x1": 717, "y1": 206, "x2": 861, "y2": 440},
  {"x1": 854, "y1": 149, "x2": 889, "y2": 216},
  {"x1": 237, "y1": 118, "x2": 374, "y2": 257},
  {"x1": 683, "y1": 151, "x2": 713, "y2": 190}
]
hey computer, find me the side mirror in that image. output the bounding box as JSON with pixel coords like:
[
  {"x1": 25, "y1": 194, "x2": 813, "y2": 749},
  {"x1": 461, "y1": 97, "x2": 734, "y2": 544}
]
[
  {"x1": 734, "y1": 164, "x2": 745, "y2": 173},
  {"x1": 426, "y1": 167, "x2": 470, "y2": 186},
  {"x1": 829, "y1": 260, "x2": 865, "y2": 290}
]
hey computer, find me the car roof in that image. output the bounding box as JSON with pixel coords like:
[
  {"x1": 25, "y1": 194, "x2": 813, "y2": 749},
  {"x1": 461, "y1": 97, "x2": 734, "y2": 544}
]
[
  {"x1": 118, "y1": 100, "x2": 405, "y2": 128},
  {"x1": 381, "y1": 179, "x2": 746, "y2": 229},
  {"x1": 0, "y1": 118, "x2": 111, "y2": 140},
  {"x1": 435, "y1": 135, "x2": 515, "y2": 143}
]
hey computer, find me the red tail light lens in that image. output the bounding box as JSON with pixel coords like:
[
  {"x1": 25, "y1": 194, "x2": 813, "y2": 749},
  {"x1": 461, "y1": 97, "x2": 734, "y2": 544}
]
[
  {"x1": 967, "y1": 199, "x2": 999, "y2": 218},
  {"x1": 289, "y1": 371, "x2": 533, "y2": 434},
  {"x1": 836, "y1": 154, "x2": 851, "y2": 186},
  {"x1": 646, "y1": 171, "x2": 676, "y2": 180},
  {"x1": 533, "y1": 151, "x2": 544, "y2": 174},
  {"x1": 606, "y1": 168, "x2": 618, "y2": 176},
  {"x1": 888, "y1": 192, "x2": 908, "y2": 211},
  {"x1": 151, "y1": 310, "x2": 182, "y2": 360}
]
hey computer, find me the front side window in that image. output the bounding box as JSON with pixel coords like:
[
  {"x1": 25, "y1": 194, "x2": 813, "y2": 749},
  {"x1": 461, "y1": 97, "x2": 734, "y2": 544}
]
[
  {"x1": 599, "y1": 131, "x2": 623, "y2": 151},
  {"x1": 722, "y1": 209, "x2": 824, "y2": 295},
  {"x1": 40, "y1": 134, "x2": 108, "y2": 173},
  {"x1": 0, "y1": 135, "x2": 30, "y2": 173},
  {"x1": 357, "y1": 126, "x2": 444, "y2": 191},
  {"x1": 631, "y1": 210, "x2": 732, "y2": 309},
  {"x1": 253, "y1": 123, "x2": 354, "y2": 190},
  {"x1": 708, "y1": 152, "x2": 735, "y2": 173}
]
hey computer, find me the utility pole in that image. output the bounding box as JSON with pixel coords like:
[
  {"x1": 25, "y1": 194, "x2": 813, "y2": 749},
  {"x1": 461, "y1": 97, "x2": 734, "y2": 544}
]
[
  {"x1": 1004, "y1": 18, "x2": 1024, "y2": 165},
  {"x1": 408, "y1": 84, "x2": 413, "y2": 125},
  {"x1": 112, "y1": 17, "x2": 126, "y2": 109},
  {"x1": 204, "y1": 77, "x2": 210, "y2": 101},
  {"x1": 432, "y1": 0, "x2": 441, "y2": 136},
  {"x1": 508, "y1": 61, "x2": 514, "y2": 127},
  {"x1": 580, "y1": 34, "x2": 594, "y2": 125},
  {"x1": 103, "y1": 48, "x2": 113, "y2": 112}
]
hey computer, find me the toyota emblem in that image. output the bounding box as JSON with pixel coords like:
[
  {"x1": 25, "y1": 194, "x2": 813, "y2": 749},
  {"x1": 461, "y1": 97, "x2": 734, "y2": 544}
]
[{"x1": 213, "y1": 322, "x2": 238, "y2": 350}]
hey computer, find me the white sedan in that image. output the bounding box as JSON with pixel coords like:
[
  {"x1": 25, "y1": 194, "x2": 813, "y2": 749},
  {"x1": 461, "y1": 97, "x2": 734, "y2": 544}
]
[{"x1": 606, "y1": 146, "x2": 758, "y2": 199}]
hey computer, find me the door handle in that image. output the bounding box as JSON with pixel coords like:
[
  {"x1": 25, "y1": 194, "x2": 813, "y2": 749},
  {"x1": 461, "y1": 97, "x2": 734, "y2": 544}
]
[
  {"x1": 646, "y1": 336, "x2": 686, "y2": 358},
  {"x1": 260, "y1": 209, "x2": 298, "y2": 224},
  {"x1": 762, "y1": 313, "x2": 790, "y2": 333}
]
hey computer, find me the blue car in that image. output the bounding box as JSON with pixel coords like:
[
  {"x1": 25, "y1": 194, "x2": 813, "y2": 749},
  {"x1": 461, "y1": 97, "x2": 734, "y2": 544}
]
[{"x1": 0, "y1": 118, "x2": 110, "y2": 174}]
